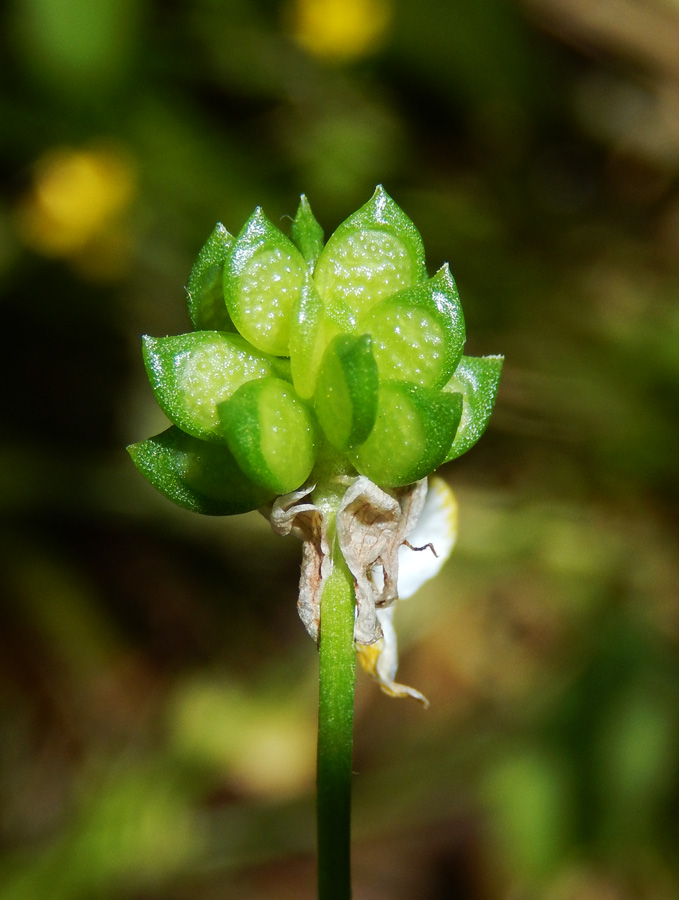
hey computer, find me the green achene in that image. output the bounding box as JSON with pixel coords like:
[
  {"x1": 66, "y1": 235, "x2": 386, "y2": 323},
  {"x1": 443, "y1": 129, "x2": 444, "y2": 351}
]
[
  {"x1": 314, "y1": 334, "x2": 379, "y2": 452},
  {"x1": 218, "y1": 376, "x2": 317, "y2": 495}
]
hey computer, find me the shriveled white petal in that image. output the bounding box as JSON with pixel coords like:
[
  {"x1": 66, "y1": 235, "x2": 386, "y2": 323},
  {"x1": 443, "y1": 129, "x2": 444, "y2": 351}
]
[
  {"x1": 336, "y1": 476, "x2": 427, "y2": 644},
  {"x1": 266, "y1": 483, "x2": 317, "y2": 540},
  {"x1": 263, "y1": 483, "x2": 330, "y2": 642},
  {"x1": 263, "y1": 475, "x2": 453, "y2": 706},
  {"x1": 356, "y1": 607, "x2": 429, "y2": 706},
  {"x1": 358, "y1": 477, "x2": 456, "y2": 704},
  {"x1": 397, "y1": 475, "x2": 457, "y2": 599}
]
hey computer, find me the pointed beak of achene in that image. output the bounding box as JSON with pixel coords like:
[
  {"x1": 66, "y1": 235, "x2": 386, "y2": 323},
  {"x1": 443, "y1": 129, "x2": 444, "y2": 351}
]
[{"x1": 356, "y1": 475, "x2": 458, "y2": 706}]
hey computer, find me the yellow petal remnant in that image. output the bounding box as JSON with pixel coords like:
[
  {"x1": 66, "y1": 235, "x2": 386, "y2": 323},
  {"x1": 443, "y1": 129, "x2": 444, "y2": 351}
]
[
  {"x1": 288, "y1": 0, "x2": 391, "y2": 62},
  {"x1": 356, "y1": 609, "x2": 430, "y2": 707}
]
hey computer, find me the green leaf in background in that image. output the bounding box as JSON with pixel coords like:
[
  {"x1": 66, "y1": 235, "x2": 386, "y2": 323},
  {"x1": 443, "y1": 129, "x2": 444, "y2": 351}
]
[
  {"x1": 314, "y1": 334, "x2": 379, "y2": 451},
  {"x1": 142, "y1": 332, "x2": 279, "y2": 442},
  {"x1": 443, "y1": 354, "x2": 503, "y2": 461},
  {"x1": 352, "y1": 381, "x2": 463, "y2": 486},
  {"x1": 127, "y1": 427, "x2": 275, "y2": 515},
  {"x1": 186, "y1": 223, "x2": 235, "y2": 332},
  {"x1": 224, "y1": 208, "x2": 306, "y2": 356},
  {"x1": 218, "y1": 376, "x2": 317, "y2": 494},
  {"x1": 313, "y1": 185, "x2": 428, "y2": 319},
  {"x1": 291, "y1": 194, "x2": 325, "y2": 267},
  {"x1": 14, "y1": 0, "x2": 139, "y2": 92},
  {"x1": 358, "y1": 265, "x2": 465, "y2": 389},
  {"x1": 482, "y1": 749, "x2": 575, "y2": 882}
]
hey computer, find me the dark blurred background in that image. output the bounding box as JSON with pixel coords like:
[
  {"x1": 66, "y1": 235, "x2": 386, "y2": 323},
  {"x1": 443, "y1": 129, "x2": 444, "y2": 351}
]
[{"x1": 1, "y1": 0, "x2": 679, "y2": 897}]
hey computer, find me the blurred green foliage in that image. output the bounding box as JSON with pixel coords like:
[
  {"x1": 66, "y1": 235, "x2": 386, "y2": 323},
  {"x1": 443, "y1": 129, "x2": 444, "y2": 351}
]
[{"x1": 1, "y1": 0, "x2": 679, "y2": 898}]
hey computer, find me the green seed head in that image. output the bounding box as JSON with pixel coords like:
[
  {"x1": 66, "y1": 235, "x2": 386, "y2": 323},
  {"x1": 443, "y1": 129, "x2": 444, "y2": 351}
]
[{"x1": 129, "y1": 186, "x2": 502, "y2": 512}]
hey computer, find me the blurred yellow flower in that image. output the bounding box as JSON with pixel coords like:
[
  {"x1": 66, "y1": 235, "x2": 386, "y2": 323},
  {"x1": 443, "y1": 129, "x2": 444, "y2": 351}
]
[
  {"x1": 288, "y1": 0, "x2": 391, "y2": 61},
  {"x1": 15, "y1": 143, "x2": 135, "y2": 279}
]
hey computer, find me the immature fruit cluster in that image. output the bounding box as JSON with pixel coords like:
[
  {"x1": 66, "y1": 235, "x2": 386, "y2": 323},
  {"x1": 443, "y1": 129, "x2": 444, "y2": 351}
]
[{"x1": 128, "y1": 187, "x2": 502, "y2": 514}]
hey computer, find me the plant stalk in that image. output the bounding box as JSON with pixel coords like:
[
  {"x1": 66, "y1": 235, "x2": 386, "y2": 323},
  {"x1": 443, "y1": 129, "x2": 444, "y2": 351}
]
[{"x1": 317, "y1": 545, "x2": 356, "y2": 900}]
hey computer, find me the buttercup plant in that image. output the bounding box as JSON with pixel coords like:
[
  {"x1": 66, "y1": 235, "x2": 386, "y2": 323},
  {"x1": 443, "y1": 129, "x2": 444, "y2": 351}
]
[{"x1": 128, "y1": 186, "x2": 502, "y2": 899}]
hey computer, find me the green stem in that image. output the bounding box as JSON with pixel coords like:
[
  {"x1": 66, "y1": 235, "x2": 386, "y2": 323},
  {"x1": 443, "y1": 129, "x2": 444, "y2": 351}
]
[{"x1": 317, "y1": 544, "x2": 356, "y2": 900}]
